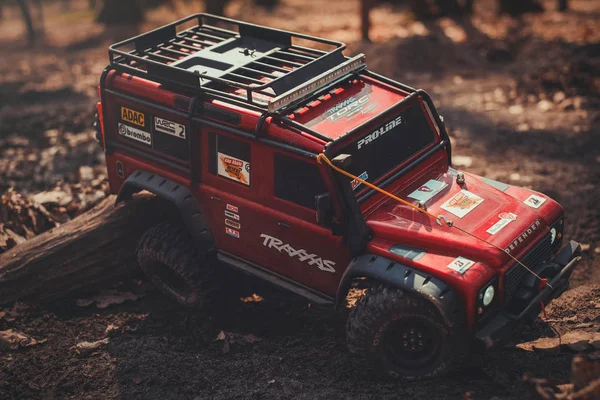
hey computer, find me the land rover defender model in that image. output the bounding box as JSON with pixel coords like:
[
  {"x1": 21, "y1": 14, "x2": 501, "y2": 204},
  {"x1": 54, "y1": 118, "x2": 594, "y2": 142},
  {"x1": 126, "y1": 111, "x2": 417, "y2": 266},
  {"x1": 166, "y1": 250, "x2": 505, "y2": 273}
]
[{"x1": 96, "y1": 14, "x2": 581, "y2": 378}]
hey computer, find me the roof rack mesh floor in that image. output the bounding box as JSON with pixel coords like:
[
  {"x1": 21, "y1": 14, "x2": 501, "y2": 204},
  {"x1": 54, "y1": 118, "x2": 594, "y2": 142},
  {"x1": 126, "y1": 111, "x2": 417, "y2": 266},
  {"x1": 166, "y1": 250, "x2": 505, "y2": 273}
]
[{"x1": 109, "y1": 14, "x2": 361, "y2": 112}]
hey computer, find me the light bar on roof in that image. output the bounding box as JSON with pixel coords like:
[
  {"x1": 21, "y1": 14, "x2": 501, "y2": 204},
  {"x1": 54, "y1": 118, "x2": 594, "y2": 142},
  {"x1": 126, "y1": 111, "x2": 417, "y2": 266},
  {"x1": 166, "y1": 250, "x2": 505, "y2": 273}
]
[{"x1": 267, "y1": 54, "x2": 367, "y2": 113}]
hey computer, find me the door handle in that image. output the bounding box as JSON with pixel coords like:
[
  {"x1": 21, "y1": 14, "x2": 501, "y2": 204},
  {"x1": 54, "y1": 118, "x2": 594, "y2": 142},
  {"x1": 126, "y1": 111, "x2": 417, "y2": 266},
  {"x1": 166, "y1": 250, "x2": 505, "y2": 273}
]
[
  {"x1": 277, "y1": 221, "x2": 290, "y2": 228},
  {"x1": 210, "y1": 195, "x2": 221, "y2": 202}
]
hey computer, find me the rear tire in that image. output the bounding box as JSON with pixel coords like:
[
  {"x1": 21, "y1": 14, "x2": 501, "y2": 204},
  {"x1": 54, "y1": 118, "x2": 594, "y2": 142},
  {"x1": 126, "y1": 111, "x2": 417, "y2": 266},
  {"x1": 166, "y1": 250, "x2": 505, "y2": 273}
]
[
  {"x1": 136, "y1": 222, "x2": 216, "y2": 308},
  {"x1": 346, "y1": 285, "x2": 456, "y2": 379}
]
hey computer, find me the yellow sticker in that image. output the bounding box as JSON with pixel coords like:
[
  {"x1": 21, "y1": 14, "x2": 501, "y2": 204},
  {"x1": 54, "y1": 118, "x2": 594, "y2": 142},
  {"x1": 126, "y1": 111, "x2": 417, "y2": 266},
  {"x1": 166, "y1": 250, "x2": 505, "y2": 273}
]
[{"x1": 121, "y1": 107, "x2": 145, "y2": 127}]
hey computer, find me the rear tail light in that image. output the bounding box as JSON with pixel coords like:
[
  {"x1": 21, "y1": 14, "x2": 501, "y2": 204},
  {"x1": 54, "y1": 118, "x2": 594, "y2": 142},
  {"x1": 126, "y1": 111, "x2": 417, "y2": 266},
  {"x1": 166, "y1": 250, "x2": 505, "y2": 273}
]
[{"x1": 96, "y1": 87, "x2": 106, "y2": 149}]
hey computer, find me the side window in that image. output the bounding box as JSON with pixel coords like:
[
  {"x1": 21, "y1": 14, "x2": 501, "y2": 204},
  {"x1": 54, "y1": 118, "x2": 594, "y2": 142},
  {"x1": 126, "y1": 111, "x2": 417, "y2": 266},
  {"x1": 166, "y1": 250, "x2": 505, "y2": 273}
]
[
  {"x1": 208, "y1": 132, "x2": 251, "y2": 186},
  {"x1": 274, "y1": 153, "x2": 328, "y2": 209}
]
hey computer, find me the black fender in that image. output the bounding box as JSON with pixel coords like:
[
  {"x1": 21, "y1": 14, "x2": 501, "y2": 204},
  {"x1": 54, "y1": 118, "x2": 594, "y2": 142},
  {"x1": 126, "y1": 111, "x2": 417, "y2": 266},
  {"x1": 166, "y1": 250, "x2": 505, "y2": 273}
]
[
  {"x1": 116, "y1": 170, "x2": 215, "y2": 255},
  {"x1": 336, "y1": 254, "x2": 465, "y2": 329}
]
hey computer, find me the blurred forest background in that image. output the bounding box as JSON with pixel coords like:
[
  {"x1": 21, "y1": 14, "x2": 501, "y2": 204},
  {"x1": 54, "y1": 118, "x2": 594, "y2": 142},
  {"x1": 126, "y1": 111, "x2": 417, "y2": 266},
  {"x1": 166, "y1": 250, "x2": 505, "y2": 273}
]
[{"x1": 0, "y1": 1, "x2": 599, "y2": 399}]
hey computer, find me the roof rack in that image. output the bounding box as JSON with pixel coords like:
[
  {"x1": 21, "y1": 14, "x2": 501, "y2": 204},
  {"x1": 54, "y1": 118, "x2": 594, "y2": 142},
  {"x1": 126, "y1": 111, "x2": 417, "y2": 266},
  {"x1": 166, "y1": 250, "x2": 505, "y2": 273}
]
[{"x1": 109, "y1": 14, "x2": 367, "y2": 113}]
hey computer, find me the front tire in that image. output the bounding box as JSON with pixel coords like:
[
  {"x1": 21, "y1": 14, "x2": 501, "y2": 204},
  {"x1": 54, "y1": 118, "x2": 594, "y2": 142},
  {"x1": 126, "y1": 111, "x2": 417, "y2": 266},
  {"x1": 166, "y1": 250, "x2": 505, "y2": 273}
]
[
  {"x1": 346, "y1": 285, "x2": 456, "y2": 379},
  {"x1": 136, "y1": 222, "x2": 216, "y2": 308}
]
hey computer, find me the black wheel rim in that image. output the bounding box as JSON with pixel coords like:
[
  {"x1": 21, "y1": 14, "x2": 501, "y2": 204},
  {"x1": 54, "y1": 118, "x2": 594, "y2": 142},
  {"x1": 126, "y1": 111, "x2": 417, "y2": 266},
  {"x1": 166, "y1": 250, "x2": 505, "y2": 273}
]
[{"x1": 382, "y1": 317, "x2": 443, "y2": 370}]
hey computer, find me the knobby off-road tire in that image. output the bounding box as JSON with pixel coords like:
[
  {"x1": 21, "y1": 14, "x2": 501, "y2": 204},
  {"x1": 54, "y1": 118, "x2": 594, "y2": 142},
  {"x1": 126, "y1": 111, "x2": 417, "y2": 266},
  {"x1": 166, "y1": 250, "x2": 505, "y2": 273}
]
[
  {"x1": 137, "y1": 222, "x2": 216, "y2": 308},
  {"x1": 346, "y1": 285, "x2": 456, "y2": 379}
]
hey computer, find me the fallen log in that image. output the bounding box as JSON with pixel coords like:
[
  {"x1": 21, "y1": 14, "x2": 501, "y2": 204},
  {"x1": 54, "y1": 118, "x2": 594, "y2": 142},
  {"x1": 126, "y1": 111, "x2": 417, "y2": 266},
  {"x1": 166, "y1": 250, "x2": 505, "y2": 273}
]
[{"x1": 0, "y1": 194, "x2": 167, "y2": 305}]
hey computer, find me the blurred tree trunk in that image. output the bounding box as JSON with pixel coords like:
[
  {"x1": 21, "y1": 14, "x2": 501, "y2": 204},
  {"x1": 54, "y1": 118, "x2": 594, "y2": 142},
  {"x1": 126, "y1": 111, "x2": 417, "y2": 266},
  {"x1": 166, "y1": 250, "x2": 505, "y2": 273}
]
[
  {"x1": 408, "y1": 0, "x2": 433, "y2": 19},
  {"x1": 97, "y1": 0, "x2": 144, "y2": 24},
  {"x1": 254, "y1": 0, "x2": 278, "y2": 9},
  {"x1": 558, "y1": 0, "x2": 568, "y2": 12},
  {"x1": 16, "y1": 0, "x2": 36, "y2": 44},
  {"x1": 499, "y1": 0, "x2": 543, "y2": 15},
  {"x1": 438, "y1": 0, "x2": 463, "y2": 16},
  {"x1": 204, "y1": 0, "x2": 228, "y2": 15},
  {"x1": 360, "y1": 0, "x2": 373, "y2": 41},
  {"x1": 33, "y1": 0, "x2": 44, "y2": 35},
  {"x1": 464, "y1": 0, "x2": 473, "y2": 14}
]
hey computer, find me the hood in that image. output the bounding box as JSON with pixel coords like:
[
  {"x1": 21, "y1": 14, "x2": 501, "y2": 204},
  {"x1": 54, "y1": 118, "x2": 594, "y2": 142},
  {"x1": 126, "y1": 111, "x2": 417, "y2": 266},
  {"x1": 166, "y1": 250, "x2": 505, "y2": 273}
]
[{"x1": 366, "y1": 169, "x2": 554, "y2": 267}]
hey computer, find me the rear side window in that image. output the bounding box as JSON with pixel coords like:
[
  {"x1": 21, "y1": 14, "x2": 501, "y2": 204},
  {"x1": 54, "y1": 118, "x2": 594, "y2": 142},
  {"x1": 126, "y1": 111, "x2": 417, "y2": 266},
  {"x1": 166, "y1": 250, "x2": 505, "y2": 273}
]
[
  {"x1": 274, "y1": 153, "x2": 327, "y2": 209},
  {"x1": 208, "y1": 133, "x2": 251, "y2": 186}
]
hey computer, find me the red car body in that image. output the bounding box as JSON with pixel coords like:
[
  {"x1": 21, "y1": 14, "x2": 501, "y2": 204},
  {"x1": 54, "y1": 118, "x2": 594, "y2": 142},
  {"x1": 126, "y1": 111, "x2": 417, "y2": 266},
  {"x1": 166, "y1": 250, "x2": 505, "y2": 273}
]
[{"x1": 97, "y1": 14, "x2": 580, "y2": 352}]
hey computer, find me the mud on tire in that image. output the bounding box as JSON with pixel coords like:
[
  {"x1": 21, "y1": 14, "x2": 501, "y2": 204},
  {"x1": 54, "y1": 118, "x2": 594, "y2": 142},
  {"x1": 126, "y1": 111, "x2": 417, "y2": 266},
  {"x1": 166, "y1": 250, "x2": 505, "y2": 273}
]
[
  {"x1": 136, "y1": 222, "x2": 216, "y2": 308},
  {"x1": 346, "y1": 285, "x2": 456, "y2": 379}
]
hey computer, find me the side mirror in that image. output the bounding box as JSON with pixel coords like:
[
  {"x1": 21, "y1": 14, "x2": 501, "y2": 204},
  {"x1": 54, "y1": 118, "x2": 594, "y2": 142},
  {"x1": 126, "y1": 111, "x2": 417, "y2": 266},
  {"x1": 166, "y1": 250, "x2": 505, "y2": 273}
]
[
  {"x1": 331, "y1": 153, "x2": 352, "y2": 169},
  {"x1": 315, "y1": 193, "x2": 333, "y2": 227}
]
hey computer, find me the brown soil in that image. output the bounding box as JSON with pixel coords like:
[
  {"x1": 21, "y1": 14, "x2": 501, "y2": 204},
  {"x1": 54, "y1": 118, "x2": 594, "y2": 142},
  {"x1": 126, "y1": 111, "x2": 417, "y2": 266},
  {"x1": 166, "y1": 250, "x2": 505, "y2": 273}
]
[{"x1": 0, "y1": 0, "x2": 599, "y2": 399}]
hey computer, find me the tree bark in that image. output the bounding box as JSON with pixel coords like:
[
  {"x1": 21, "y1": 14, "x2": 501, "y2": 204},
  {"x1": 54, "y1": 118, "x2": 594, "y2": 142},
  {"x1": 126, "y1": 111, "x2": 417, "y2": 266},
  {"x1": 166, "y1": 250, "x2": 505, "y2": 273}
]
[
  {"x1": 360, "y1": 0, "x2": 373, "y2": 42},
  {"x1": 97, "y1": 0, "x2": 144, "y2": 25},
  {"x1": 558, "y1": 0, "x2": 568, "y2": 12},
  {"x1": 204, "y1": 0, "x2": 228, "y2": 16},
  {"x1": 16, "y1": 0, "x2": 36, "y2": 44},
  {"x1": 499, "y1": 0, "x2": 544, "y2": 15},
  {"x1": 0, "y1": 194, "x2": 168, "y2": 305}
]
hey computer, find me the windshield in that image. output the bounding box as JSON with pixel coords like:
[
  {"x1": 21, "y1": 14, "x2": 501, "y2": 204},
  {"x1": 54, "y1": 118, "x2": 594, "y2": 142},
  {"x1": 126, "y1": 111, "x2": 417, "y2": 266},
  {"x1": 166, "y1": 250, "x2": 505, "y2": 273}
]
[{"x1": 337, "y1": 101, "x2": 438, "y2": 192}]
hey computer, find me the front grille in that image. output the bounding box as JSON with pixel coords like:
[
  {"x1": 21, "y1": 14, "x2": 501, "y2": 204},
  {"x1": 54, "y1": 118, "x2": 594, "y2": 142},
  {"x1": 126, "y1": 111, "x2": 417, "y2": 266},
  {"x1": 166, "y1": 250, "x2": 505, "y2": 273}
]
[{"x1": 504, "y1": 233, "x2": 553, "y2": 304}]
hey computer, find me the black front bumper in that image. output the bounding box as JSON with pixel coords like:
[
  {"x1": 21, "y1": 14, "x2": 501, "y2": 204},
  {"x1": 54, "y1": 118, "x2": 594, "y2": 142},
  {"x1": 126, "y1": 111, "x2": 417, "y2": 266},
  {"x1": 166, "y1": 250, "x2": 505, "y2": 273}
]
[{"x1": 474, "y1": 240, "x2": 581, "y2": 350}]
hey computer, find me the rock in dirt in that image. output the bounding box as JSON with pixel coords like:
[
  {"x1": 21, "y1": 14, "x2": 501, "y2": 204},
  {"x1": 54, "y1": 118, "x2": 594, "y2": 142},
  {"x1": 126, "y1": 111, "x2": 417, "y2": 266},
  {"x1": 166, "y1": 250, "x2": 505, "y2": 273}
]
[
  {"x1": 561, "y1": 331, "x2": 593, "y2": 353},
  {"x1": 517, "y1": 337, "x2": 561, "y2": 356},
  {"x1": 537, "y1": 99, "x2": 553, "y2": 112},
  {"x1": 31, "y1": 190, "x2": 73, "y2": 207},
  {"x1": 76, "y1": 290, "x2": 142, "y2": 309},
  {"x1": 524, "y1": 351, "x2": 600, "y2": 400},
  {"x1": 591, "y1": 333, "x2": 600, "y2": 350},
  {"x1": 215, "y1": 330, "x2": 262, "y2": 354},
  {"x1": 74, "y1": 338, "x2": 109, "y2": 355},
  {"x1": 0, "y1": 329, "x2": 45, "y2": 350},
  {"x1": 509, "y1": 104, "x2": 524, "y2": 114}
]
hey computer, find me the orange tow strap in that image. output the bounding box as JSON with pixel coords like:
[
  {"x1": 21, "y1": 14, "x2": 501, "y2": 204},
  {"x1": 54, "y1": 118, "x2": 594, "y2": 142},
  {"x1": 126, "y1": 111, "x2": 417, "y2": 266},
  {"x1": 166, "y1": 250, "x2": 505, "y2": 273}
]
[
  {"x1": 539, "y1": 278, "x2": 548, "y2": 319},
  {"x1": 316, "y1": 153, "x2": 553, "y2": 289}
]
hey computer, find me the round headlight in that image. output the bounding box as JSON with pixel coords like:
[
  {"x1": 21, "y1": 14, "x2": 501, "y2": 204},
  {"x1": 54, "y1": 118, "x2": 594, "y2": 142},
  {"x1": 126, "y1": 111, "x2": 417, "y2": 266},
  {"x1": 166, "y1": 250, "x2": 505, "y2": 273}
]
[
  {"x1": 550, "y1": 227, "x2": 557, "y2": 244},
  {"x1": 483, "y1": 285, "x2": 495, "y2": 306}
]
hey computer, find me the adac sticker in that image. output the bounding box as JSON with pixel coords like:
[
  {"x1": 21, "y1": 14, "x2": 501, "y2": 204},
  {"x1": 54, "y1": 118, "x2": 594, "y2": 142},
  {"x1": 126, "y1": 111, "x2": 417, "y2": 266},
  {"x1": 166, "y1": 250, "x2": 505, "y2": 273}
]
[
  {"x1": 226, "y1": 227, "x2": 240, "y2": 238},
  {"x1": 225, "y1": 210, "x2": 240, "y2": 221},
  {"x1": 447, "y1": 257, "x2": 475, "y2": 274},
  {"x1": 351, "y1": 171, "x2": 369, "y2": 190},
  {"x1": 218, "y1": 152, "x2": 250, "y2": 186},
  {"x1": 408, "y1": 179, "x2": 448, "y2": 203},
  {"x1": 486, "y1": 212, "x2": 517, "y2": 235},
  {"x1": 440, "y1": 189, "x2": 483, "y2": 218},
  {"x1": 523, "y1": 194, "x2": 546, "y2": 209},
  {"x1": 226, "y1": 204, "x2": 239, "y2": 213},
  {"x1": 120, "y1": 106, "x2": 145, "y2": 128}
]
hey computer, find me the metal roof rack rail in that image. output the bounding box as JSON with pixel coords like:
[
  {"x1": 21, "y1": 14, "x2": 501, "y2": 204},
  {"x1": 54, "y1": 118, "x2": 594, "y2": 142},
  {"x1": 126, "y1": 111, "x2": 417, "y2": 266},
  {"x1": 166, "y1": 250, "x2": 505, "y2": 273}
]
[{"x1": 108, "y1": 14, "x2": 366, "y2": 113}]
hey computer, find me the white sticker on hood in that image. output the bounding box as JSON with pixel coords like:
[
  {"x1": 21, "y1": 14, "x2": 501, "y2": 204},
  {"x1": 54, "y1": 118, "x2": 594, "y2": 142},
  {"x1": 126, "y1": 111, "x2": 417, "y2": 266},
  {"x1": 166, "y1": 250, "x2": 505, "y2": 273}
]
[
  {"x1": 486, "y1": 212, "x2": 517, "y2": 235},
  {"x1": 407, "y1": 179, "x2": 448, "y2": 203},
  {"x1": 524, "y1": 194, "x2": 546, "y2": 209},
  {"x1": 447, "y1": 257, "x2": 475, "y2": 274},
  {"x1": 440, "y1": 190, "x2": 483, "y2": 218}
]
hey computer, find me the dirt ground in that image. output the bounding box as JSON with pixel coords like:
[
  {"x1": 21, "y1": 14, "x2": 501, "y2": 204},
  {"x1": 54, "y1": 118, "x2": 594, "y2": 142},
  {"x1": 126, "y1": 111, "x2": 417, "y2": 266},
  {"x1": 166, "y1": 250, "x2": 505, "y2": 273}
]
[{"x1": 0, "y1": 0, "x2": 599, "y2": 399}]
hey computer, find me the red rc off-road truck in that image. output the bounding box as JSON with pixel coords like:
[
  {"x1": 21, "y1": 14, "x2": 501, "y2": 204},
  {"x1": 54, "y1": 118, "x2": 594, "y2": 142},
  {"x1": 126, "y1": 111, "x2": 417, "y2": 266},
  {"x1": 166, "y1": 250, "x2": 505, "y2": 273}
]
[{"x1": 95, "y1": 14, "x2": 581, "y2": 378}]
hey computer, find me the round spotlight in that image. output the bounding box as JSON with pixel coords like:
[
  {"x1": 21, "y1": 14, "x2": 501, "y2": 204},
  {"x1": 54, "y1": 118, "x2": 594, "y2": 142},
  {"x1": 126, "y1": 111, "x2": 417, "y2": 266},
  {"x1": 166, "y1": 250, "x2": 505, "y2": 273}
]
[{"x1": 483, "y1": 285, "x2": 495, "y2": 306}]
